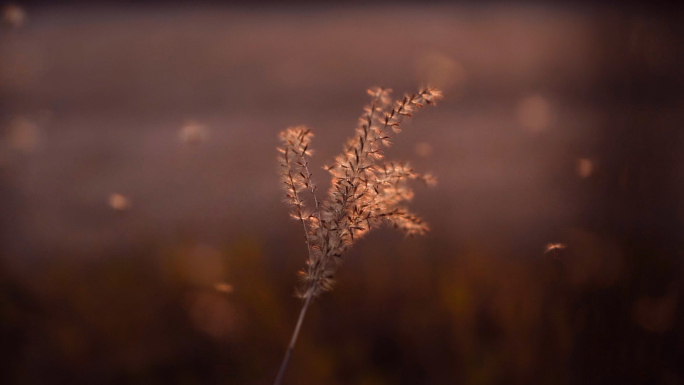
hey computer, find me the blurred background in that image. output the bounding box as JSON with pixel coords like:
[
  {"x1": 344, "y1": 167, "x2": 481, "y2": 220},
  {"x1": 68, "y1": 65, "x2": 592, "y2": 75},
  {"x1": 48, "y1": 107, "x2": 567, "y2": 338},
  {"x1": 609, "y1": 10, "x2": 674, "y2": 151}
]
[{"x1": 1, "y1": 2, "x2": 683, "y2": 384}]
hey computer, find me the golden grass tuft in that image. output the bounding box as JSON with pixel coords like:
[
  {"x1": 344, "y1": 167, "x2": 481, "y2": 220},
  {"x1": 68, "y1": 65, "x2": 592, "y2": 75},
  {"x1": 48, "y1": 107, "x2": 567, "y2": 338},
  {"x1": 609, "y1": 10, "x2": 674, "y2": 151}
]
[{"x1": 274, "y1": 86, "x2": 442, "y2": 385}]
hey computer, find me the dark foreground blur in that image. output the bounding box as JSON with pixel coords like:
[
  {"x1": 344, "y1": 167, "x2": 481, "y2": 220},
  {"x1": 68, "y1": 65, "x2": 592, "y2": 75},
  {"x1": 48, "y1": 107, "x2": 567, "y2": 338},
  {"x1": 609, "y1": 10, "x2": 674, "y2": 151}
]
[{"x1": 1, "y1": 3, "x2": 683, "y2": 385}]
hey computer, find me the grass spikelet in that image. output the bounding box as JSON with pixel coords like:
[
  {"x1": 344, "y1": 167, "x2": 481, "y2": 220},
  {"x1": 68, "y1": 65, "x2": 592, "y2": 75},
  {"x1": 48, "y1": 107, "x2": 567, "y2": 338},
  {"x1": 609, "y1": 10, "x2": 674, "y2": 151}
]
[{"x1": 274, "y1": 87, "x2": 442, "y2": 385}]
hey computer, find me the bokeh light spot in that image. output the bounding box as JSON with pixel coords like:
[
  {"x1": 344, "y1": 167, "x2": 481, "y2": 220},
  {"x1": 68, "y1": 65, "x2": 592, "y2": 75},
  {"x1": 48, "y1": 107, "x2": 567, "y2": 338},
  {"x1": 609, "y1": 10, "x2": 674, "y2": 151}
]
[
  {"x1": 178, "y1": 121, "x2": 209, "y2": 145},
  {"x1": 108, "y1": 193, "x2": 131, "y2": 211},
  {"x1": 576, "y1": 158, "x2": 594, "y2": 178},
  {"x1": 517, "y1": 95, "x2": 553, "y2": 133},
  {"x1": 2, "y1": 4, "x2": 25, "y2": 28},
  {"x1": 415, "y1": 50, "x2": 467, "y2": 92}
]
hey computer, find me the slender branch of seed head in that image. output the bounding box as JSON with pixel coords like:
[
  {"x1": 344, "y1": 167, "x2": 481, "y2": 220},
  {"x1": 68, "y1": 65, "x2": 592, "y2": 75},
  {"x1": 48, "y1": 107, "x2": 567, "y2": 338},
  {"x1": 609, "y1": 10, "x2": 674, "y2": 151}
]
[
  {"x1": 297, "y1": 155, "x2": 324, "y2": 298},
  {"x1": 327, "y1": 89, "x2": 435, "y2": 233},
  {"x1": 302, "y1": 158, "x2": 321, "y2": 221},
  {"x1": 290, "y1": 173, "x2": 313, "y2": 250},
  {"x1": 306, "y1": 91, "x2": 385, "y2": 292},
  {"x1": 305, "y1": 89, "x2": 397, "y2": 291},
  {"x1": 331, "y1": 91, "x2": 382, "y2": 220},
  {"x1": 284, "y1": 128, "x2": 321, "y2": 243},
  {"x1": 290, "y1": 143, "x2": 324, "y2": 298},
  {"x1": 283, "y1": 148, "x2": 313, "y2": 255},
  {"x1": 381, "y1": 93, "x2": 414, "y2": 132}
]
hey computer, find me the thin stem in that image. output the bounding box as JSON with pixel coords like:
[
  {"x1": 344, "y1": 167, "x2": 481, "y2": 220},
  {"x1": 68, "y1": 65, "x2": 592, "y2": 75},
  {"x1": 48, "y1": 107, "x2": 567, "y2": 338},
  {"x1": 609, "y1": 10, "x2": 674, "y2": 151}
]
[
  {"x1": 303, "y1": 160, "x2": 321, "y2": 216},
  {"x1": 284, "y1": 150, "x2": 311, "y2": 248},
  {"x1": 274, "y1": 289, "x2": 314, "y2": 385}
]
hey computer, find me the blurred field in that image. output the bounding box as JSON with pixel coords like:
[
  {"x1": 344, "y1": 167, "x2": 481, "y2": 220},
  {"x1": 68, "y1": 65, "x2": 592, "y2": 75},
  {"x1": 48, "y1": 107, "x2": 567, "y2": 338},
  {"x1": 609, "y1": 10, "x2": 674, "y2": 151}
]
[{"x1": 1, "y1": 3, "x2": 683, "y2": 385}]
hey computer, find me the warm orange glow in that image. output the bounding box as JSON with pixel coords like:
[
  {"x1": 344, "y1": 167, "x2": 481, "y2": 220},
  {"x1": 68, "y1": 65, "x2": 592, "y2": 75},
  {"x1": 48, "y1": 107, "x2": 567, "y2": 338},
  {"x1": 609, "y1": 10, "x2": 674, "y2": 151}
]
[
  {"x1": 7, "y1": 117, "x2": 40, "y2": 153},
  {"x1": 2, "y1": 4, "x2": 25, "y2": 28},
  {"x1": 414, "y1": 142, "x2": 434, "y2": 157},
  {"x1": 544, "y1": 243, "x2": 566, "y2": 253},
  {"x1": 213, "y1": 282, "x2": 234, "y2": 293},
  {"x1": 108, "y1": 193, "x2": 131, "y2": 211},
  {"x1": 576, "y1": 158, "x2": 594, "y2": 178},
  {"x1": 178, "y1": 121, "x2": 209, "y2": 144},
  {"x1": 517, "y1": 95, "x2": 552, "y2": 133},
  {"x1": 415, "y1": 50, "x2": 467, "y2": 92},
  {"x1": 174, "y1": 244, "x2": 225, "y2": 286}
]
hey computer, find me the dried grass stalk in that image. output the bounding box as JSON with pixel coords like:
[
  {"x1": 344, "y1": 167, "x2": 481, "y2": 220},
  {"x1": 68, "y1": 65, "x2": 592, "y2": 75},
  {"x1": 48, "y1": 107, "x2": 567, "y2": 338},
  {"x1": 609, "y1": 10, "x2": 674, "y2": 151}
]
[{"x1": 274, "y1": 86, "x2": 442, "y2": 385}]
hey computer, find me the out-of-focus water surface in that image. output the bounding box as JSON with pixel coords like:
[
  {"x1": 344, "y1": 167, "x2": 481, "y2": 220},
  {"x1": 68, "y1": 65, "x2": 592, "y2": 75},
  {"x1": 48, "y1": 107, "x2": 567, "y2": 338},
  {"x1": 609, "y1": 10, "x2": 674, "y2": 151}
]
[{"x1": 1, "y1": 4, "x2": 682, "y2": 384}]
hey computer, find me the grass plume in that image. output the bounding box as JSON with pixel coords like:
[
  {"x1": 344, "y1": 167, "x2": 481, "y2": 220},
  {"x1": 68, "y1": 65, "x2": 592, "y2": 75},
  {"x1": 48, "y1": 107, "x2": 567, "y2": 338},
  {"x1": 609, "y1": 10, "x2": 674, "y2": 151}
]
[{"x1": 274, "y1": 86, "x2": 442, "y2": 384}]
